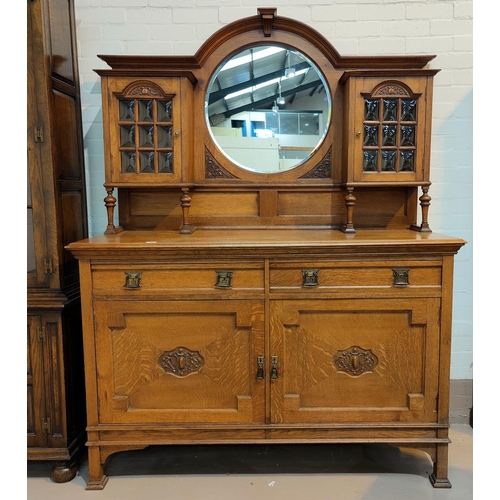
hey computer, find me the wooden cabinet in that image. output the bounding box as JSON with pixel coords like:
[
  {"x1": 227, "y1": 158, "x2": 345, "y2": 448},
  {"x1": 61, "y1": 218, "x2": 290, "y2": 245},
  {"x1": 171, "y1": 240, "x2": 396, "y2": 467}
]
[
  {"x1": 99, "y1": 75, "x2": 195, "y2": 186},
  {"x1": 341, "y1": 71, "x2": 437, "y2": 232},
  {"x1": 27, "y1": 0, "x2": 88, "y2": 481},
  {"x1": 67, "y1": 8, "x2": 465, "y2": 491}
]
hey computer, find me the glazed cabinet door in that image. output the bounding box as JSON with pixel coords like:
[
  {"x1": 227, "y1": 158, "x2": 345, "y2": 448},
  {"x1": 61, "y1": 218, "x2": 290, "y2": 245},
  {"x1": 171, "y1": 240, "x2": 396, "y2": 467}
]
[
  {"x1": 344, "y1": 75, "x2": 434, "y2": 184},
  {"x1": 102, "y1": 76, "x2": 187, "y2": 184},
  {"x1": 270, "y1": 298, "x2": 440, "y2": 424},
  {"x1": 94, "y1": 300, "x2": 265, "y2": 424}
]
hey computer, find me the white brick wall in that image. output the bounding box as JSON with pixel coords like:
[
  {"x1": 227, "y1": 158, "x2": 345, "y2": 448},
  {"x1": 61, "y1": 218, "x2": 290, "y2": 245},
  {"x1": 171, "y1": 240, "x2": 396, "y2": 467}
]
[{"x1": 73, "y1": 0, "x2": 473, "y2": 381}]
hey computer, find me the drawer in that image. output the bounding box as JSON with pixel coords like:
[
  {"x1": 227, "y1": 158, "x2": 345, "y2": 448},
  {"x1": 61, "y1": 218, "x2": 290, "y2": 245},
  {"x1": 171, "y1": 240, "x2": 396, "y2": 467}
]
[
  {"x1": 92, "y1": 262, "x2": 265, "y2": 297},
  {"x1": 269, "y1": 260, "x2": 442, "y2": 292}
]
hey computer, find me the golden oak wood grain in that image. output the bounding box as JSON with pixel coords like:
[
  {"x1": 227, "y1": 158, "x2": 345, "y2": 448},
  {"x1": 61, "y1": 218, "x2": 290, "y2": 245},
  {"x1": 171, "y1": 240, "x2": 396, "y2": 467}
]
[{"x1": 66, "y1": 8, "x2": 466, "y2": 491}]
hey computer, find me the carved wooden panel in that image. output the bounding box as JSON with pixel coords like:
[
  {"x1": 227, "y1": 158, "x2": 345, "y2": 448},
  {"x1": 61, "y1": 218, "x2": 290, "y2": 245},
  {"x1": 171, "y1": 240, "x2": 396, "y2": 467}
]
[
  {"x1": 95, "y1": 300, "x2": 265, "y2": 424},
  {"x1": 270, "y1": 297, "x2": 440, "y2": 424}
]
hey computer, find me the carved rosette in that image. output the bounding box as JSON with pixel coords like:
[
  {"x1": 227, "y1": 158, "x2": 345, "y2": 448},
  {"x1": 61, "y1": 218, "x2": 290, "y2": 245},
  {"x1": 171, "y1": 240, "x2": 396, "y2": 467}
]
[
  {"x1": 333, "y1": 346, "x2": 378, "y2": 377},
  {"x1": 205, "y1": 148, "x2": 238, "y2": 179},
  {"x1": 373, "y1": 83, "x2": 410, "y2": 97},
  {"x1": 129, "y1": 85, "x2": 162, "y2": 97},
  {"x1": 158, "y1": 347, "x2": 205, "y2": 377},
  {"x1": 300, "y1": 147, "x2": 332, "y2": 179}
]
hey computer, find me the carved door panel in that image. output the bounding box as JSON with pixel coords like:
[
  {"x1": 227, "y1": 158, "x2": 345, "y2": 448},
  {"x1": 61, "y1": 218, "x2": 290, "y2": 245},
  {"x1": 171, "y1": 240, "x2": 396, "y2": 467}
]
[
  {"x1": 27, "y1": 315, "x2": 48, "y2": 448},
  {"x1": 94, "y1": 300, "x2": 265, "y2": 424},
  {"x1": 270, "y1": 298, "x2": 440, "y2": 424}
]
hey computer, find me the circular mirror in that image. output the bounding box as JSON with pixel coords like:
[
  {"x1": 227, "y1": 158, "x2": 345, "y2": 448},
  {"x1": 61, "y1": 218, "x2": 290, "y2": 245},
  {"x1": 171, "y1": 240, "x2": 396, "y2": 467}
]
[{"x1": 205, "y1": 45, "x2": 331, "y2": 173}]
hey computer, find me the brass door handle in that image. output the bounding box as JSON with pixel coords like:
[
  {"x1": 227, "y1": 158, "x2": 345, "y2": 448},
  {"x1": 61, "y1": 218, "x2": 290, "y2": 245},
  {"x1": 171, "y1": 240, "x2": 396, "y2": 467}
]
[
  {"x1": 270, "y1": 356, "x2": 279, "y2": 379},
  {"x1": 256, "y1": 356, "x2": 265, "y2": 380}
]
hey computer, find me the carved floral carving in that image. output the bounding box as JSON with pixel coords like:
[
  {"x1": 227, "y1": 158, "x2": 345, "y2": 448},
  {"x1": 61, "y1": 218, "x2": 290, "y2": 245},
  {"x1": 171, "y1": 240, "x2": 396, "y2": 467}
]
[
  {"x1": 300, "y1": 147, "x2": 332, "y2": 179},
  {"x1": 373, "y1": 84, "x2": 409, "y2": 97},
  {"x1": 129, "y1": 85, "x2": 161, "y2": 97},
  {"x1": 205, "y1": 148, "x2": 238, "y2": 179}
]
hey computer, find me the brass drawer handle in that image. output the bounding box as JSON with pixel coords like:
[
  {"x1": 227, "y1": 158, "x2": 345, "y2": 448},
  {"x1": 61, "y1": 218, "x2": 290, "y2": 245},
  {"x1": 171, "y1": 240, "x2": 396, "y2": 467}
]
[
  {"x1": 392, "y1": 268, "x2": 410, "y2": 286},
  {"x1": 302, "y1": 269, "x2": 319, "y2": 287},
  {"x1": 124, "y1": 271, "x2": 142, "y2": 288},
  {"x1": 270, "y1": 356, "x2": 279, "y2": 379},
  {"x1": 256, "y1": 356, "x2": 265, "y2": 380},
  {"x1": 214, "y1": 270, "x2": 233, "y2": 288}
]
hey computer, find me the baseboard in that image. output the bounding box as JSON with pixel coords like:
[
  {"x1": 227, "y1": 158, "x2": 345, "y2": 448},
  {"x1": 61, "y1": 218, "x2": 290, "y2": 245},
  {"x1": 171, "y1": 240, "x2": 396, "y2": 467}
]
[{"x1": 449, "y1": 379, "x2": 473, "y2": 424}]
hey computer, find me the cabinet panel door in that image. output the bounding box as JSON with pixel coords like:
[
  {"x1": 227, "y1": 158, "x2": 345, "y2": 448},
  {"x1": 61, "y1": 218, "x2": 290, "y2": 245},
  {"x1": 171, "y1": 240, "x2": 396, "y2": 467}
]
[
  {"x1": 104, "y1": 77, "x2": 183, "y2": 184},
  {"x1": 270, "y1": 298, "x2": 440, "y2": 424},
  {"x1": 348, "y1": 76, "x2": 431, "y2": 184},
  {"x1": 27, "y1": 315, "x2": 47, "y2": 448},
  {"x1": 94, "y1": 300, "x2": 265, "y2": 424}
]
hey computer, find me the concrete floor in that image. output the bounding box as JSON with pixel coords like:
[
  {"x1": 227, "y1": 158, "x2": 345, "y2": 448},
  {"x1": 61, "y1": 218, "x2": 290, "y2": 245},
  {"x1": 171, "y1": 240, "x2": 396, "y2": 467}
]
[{"x1": 27, "y1": 424, "x2": 472, "y2": 500}]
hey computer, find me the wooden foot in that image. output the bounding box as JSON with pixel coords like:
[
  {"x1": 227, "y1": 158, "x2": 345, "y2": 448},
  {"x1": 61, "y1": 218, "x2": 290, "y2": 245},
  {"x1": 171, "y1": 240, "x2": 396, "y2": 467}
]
[
  {"x1": 50, "y1": 460, "x2": 78, "y2": 483},
  {"x1": 86, "y1": 475, "x2": 109, "y2": 491},
  {"x1": 429, "y1": 442, "x2": 451, "y2": 488},
  {"x1": 429, "y1": 474, "x2": 452, "y2": 488}
]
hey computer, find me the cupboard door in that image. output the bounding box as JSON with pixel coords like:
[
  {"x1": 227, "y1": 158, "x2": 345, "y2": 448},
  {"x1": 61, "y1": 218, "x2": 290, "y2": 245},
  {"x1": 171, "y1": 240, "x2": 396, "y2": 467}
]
[
  {"x1": 94, "y1": 300, "x2": 265, "y2": 424},
  {"x1": 27, "y1": 315, "x2": 48, "y2": 448},
  {"x1": 104, "y1": 77, "x2": 183, "y2": 184},
  {"x1": 270, "y1": 298, "x2": 440, "y2": 424},
  {"x1": 347, "y1": 76, "x2": 432, "y2": 184}
]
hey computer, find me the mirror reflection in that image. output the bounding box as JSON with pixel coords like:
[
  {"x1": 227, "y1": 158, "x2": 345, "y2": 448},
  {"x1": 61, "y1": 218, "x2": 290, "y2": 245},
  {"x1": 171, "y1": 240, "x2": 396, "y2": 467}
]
[{"x1": 206, "y1": 45, "x2": 331, "y2": 173}]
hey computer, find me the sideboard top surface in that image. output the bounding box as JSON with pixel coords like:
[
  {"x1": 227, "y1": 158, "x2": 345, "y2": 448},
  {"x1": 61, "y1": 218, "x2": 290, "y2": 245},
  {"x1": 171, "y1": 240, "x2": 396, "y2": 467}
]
[{"x1": 67, "y1": 229, "x2": 465, "y2": 259}]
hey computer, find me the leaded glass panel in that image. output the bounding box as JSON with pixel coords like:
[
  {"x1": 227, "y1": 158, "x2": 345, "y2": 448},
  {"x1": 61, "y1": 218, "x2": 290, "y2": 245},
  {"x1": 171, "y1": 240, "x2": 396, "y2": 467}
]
[
  {"x1": 400, "y1": 126, "x2": 415, "y2": 146},
  {"x1": 138, "y1": 100, "x2": 154, "y2": 122},
  {"x1": 382, "y1": 125, "x2": 397, "y2": 146},
  {"x1": 139, "y1": 126, "x2": 154, "y2": 148},
  {"x1": 381, "y1": 150, "x2": 396, "y2": 171},
  {"x1": 158, "y1": 100, "x2": 172, "y2": 122},
  {"x1": 159, "y1": 152, "x2": 174, "y2": 173},
  {"x1": 363, "y1": 125, "x2": 378, "y2": 146},
  {"x1": 121, "y1": 152, "x2": 136, "y2": 173},
  {"x1": 401, "y1": 100, "x2": 417, "y2": 121},
  {"x1": 140, "y1": 151, "x2": 155, "y2": 173},
  {"x1": 363, "y1": 151, "x2": 378, "y2": 171},
  {"x1": 364, "y1": 99, "x2": 379, "y2": 121},
  {"x1": 383, "y1": 99, "x2": 397, "y2": 121},
  {"x1": 120, "y1": 125, "x2": 135, "y2": 147},
  {"x1": 400, "y1": 151, "x2": 415, "y2": 171},
  {"x1": 119, "y1": 100, "x2": 135, "y2": 121}
]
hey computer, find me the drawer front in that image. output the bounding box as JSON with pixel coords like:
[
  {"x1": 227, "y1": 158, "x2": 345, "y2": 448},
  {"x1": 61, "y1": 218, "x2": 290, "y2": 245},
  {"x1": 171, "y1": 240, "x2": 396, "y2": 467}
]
[
  {"x1": 269, "y1": 260, "x2": 442, "y2": 293},
  {"x1": 92, "y1": 262, "x2": 265, "y2": 297}
]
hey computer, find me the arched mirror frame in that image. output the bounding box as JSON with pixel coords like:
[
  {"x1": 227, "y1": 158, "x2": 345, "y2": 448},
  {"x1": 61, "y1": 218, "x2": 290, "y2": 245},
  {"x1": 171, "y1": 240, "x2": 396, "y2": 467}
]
[{"x1": 192, "y1": 9, "x2": 345, "y2": 184}]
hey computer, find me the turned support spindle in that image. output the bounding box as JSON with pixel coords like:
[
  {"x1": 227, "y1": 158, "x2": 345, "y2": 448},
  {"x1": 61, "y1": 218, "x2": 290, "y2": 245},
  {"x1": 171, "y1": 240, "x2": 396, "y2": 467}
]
[
  {"x1": 179, "y1": 187, "x2": 196, "y2": 234},
  {"x1": 104, "y1": 187, "x2": 123, "y2": 234},
  {"x1": 341, "y1": 187, "x2": 356, "y2": 233},
  {"x1": 411, "y1": 186, "x2": 432, "y2": 232}
]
